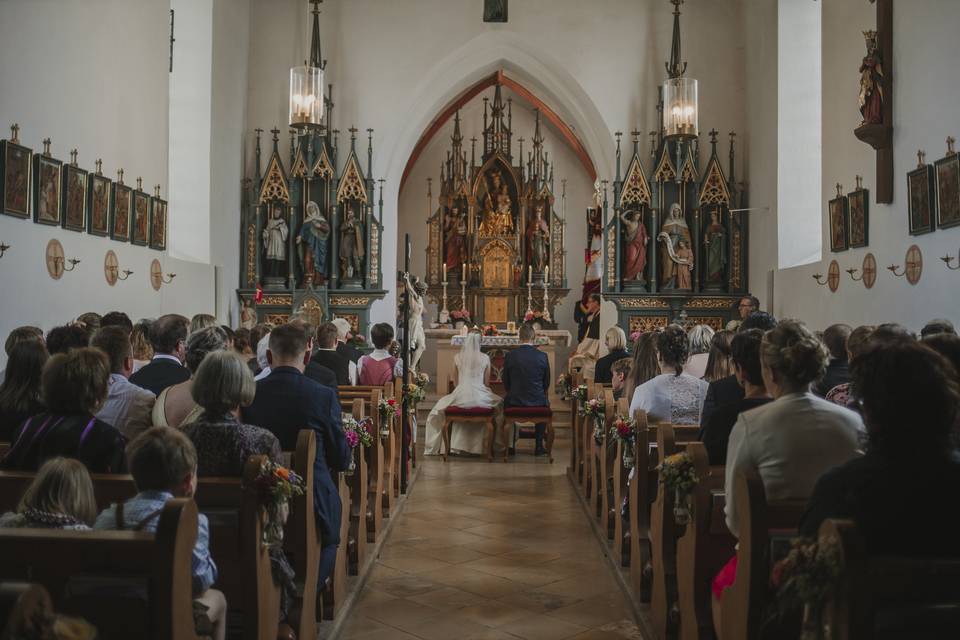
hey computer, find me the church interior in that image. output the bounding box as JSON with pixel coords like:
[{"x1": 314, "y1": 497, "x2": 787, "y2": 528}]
[{"x1": 1, "y1": 0, "x2": 960, "y2": 638}]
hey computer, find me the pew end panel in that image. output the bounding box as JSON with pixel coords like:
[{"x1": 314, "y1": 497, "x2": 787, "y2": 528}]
[{"x1": 284, "y1": 429, "x2": 318, "y2": 639}]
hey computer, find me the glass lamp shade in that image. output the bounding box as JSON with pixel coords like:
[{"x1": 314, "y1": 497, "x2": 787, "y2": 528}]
[
  {"x1": 289, "y1": 65, "x2": 325, "y2": 129},
  {"x1": 662, "y1": 76, "x2": 698, "y2": 139}
]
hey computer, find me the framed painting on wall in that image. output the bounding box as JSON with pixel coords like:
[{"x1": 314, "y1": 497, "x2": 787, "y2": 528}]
[
  {"x1": 828, "y1": 190, "x2": 848, "y2": 252},
  {"x1": 1, "y1": 136, "x2": 31, "y2": 219},
  {"x1": 88, "y1": 165, "x2": 111, "y2": 237},
  {"x1": 33, "y1": 151, "x2": 62, "y2": 226},
  {"x1": 935, "y1": 147, "x2": 960, "y2": 229},
  {"x1": 907, "y1": 156, "x2": 936, "y2": 235},
  {"x1": 150, "y1": 193, "x2": 167, "y2": 251},
  {"x1": 61, "y1": 162, "x2": 88, "y2": 232},
  {"x1": 847, "y1": 183, "x2": 869, "y2": 248},
  {"x1": 111, "y1": 178, "x2": 132, "y2": 242},
  {"x1": 131, "y1": 187, "x2": 150, "y2": 246}
]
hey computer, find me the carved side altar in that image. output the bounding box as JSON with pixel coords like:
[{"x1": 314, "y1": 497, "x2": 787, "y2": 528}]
[
  {"x1": 424, "y1": 84, "x2": 569, "y2": 326},
  {"x1": 237, "y1": 121, "x2": 385, "y2": 335}
]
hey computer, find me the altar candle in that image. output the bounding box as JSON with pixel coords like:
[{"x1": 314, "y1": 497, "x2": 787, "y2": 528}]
[
  {"x1": 443, "y1": 263, "x2": 447, "y2": 281},
  {"x1": 462, "y1": 263, "x2": 467, "y2": 281},
  {"x1": 528, "y1": 265, "x2": 532, "y2": 283},
  {"x1": 544, "y1": 266, "x2": 549, "y2": 283}
]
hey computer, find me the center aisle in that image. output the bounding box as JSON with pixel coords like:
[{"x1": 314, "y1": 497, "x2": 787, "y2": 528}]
[{"x1": 339, "y1": 444, "x2": 644, "y2": 640}]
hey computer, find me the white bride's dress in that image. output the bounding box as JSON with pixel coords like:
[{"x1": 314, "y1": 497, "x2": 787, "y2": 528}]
[{"x1": 425, "y1": 333, "x2": 504, "y2": 455}]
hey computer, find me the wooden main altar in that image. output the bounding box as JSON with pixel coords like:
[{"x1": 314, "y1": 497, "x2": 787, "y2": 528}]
[{"x1": 424, "y1": 84, "x2": 569, "y2": 327}]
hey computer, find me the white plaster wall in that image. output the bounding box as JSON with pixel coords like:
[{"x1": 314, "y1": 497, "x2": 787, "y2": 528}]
[
  {"x1": 748, "y1": 0, "x2": 960, "y2": 331},
  {"x1": 0, "y1": 0, "x2": 217, "y2": 370},
  {"x1": 245, "y1": 0, "x2": 748, "y2": 326}
]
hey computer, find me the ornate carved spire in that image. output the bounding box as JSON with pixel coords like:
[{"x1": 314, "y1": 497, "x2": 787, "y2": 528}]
[
  {"x1": 309, "y1": 0, "x2": 326, "y2": 70},
  {"x1": 482, "y1": 83, "x2": 512, "y2": 160},
  {"x1": 665, "y1": 0, "x2": 687, "y2": 79}
]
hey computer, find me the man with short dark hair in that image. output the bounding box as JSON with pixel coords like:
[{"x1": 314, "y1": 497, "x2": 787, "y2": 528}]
[
  {"x1": 92, "y1": 326, "x2": 155, "y2": 439},
  {"x1": 101, "y1": 311, "x2": 134, "y2": 332},
  {"x1": 813, "y1": 324, "x2": 852, "y2": 397},
  {"x1": 129, "y1": 314, "x2": 190, "y2": 396},
  {"x1": 921, "y1": 318, "x2": 956, "y2": 338},
  {"x1": 309, "y1": 322, "x2": 356, "y2": 386},
  {"x1": 726, "y1": 295, "x2": 762, "y2": 330},
  {"x1": 242, "y1": 322, "x2": 352, "y2": 587},
  {"x1": 45, "y1": 324, "x2": 90, "y2": 355},
  {"x1": 502, "y1": 323, "x2": 551, "y2": 456},
  {"x1": 611, "y1": 357, "x2": 632, "y2": 401}
]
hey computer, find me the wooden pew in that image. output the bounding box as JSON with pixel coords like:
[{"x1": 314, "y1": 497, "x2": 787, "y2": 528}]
[
  {"x1": 283, "y1": 430, "x2": 318, "y2": 639},
  {"x1": 0, "y1": 499, "x2": 202, "y2": 640},
  {"x1": 321, "y1": 471, "x2": 351, "y2": 621},
  {"x1": 677, "y1": 442, "x2": 735, "y2": 640},
  {"x1": 338, "y1": 385, "x2": 388, "y2": 543},
  {"x1": 346, "y1": 398, "x2": 369, "y2": 576},
  {"x1": 650, "y1": 424, "x2": 684, "y2": 638},
  {"x1": 0, "y1": 460, "x2": 283, "y2": 640},
  {"x1": 612, "y1": 397, "x2": 631, "y2": 568},
  {"x1": 819, "y1": 519, "x2": 960, "y2": 640},
  {"x1": 716, "y1": 470, "x2": 807, "y2": 640},
  {"x1": 598, "y1": 389, "x2": 617, "y2": 538},
  {"x1": 570, "y1": 372, "x2": 584, "y2": 486},
  {"x1": 629, "y1": 410, "x2": 655, "y2": 602},
  {"x1": 585, "y1": 383, "x2": 602, "y2": 509}
]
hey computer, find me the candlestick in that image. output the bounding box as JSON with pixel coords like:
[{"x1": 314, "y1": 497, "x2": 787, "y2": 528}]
[
  {"x1": 526, "y1": 280, "x2": 533, "y2": 316},
  {"x1": 460, "y1": 278, "x2": 467, "y2": 314},
  {"x1": 439, "y1": 277, "x2": 450, "y2": 325}
]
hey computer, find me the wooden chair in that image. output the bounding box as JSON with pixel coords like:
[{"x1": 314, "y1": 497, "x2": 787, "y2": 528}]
[
  {"x1": 346, "y1": 398, "x2": 369, "y2": 575},
  {"x1": 502, "y1": 406, "x2": 554, "y2": 462},
  {"x1": 442, "y1": 407, "x2": 496, "y2": 462},
  {"x1": 715, "y1": 470, "x2": 808, "y2": 640},
  {"x1": 0, "y1": 500, "x2": 202, "y2": 640},
  {"x1": 677, "y1": 442, "x2": 734, "y2": 640},
  {"x1": 819, "y1": 519, "x2": 960, "y2": 640}
]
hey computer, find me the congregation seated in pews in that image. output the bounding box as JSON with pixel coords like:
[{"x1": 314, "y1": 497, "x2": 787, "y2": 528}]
[
  {"x1": 567, "y1": 303, "x2": 960, "y2": 639},
  {"x1": 0, "y1": 311, "x2": 407, "y2": 638}
]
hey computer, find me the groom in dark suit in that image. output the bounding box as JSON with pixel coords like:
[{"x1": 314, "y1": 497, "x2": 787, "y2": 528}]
[{"x1": 502, "y1": 323, "x2": 551, "y2": 456}]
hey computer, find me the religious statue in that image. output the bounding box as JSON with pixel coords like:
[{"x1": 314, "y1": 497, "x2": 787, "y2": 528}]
[
  {"x1": 262, "y1": 206, "x2": 289, "y2": 278},
  {"x1": 478, "y1": 170, "x2": 513, "y2": 236},
  {"x1": 525, "y1": 203, "x2": 550, "y2": 273},
  {"x1": 339, "y1": 208, "x2": 365, "y2": 280},
  {"x1": 404, "y1": 273, "x2": 427, "y2": 373},
  {"x1": 657, "y1": 203, "x2": 693, "y2": 288},
  {"x1": 240, "y1": 299, "x2": 256, "y2": 330},
  {"x1": 858, "y1": 30, "x2": 883, "y2": 126},
  {"x1": 619, "y1": 209, "x2": 649, "y2": 282},
  {"x1": 703, "y1": 209, "x2": 726, "y2": 284},
  {"x1": 297, "y1": 200, "x2": 331, "y2": 286},
  {"x1": 483, "y1": 0, "x2": 507, "y2": 22},
  {"x1": 443, "y1": 205, "x2": 467, "y2": 277},
  {"x1": 675, "y1": 239, "x2": 694, "y2": 290}
]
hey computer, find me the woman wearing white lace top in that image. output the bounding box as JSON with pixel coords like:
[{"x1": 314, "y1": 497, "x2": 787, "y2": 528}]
[
  {"x1": 629, "y1": 324, "x2": 708, "y2": 424},
  {"x1": 424, "y1": 332, "x2": 504, "y2": 455}
]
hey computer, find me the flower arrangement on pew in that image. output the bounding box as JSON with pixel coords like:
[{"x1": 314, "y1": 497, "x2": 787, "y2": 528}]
[
  {"x1": 253, "y1": 460, "x2": 306, "y2": 548},
  {"x1": 557, "y1": 373, "x2": 573, "y2": 400},
  {"x1": 378, "y1": 396, "x2": 401, "y2": 427},
  {"x1": 658, "y1": 452, "x2": 698, "y2": 525},
  {"x1": 770, "y1": 537, "x2": 842, "y2": 636},
  {"x1": 608, "y1": 415, "x2": 638, "y2": 470},
  {"x1": 403, "y1": 376, "x2": 427, "y2": 416},
  {"x1": 583, "y1": 398, "x2": 607, "y2": 444},
  {"x1": 573, "y1": 384, "x2": 588, "y2": 412},
  {"x1": 343, "y1": 415, "x2": 374, "y2": 449}
]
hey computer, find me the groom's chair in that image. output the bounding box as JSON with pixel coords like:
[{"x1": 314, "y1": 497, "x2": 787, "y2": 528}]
[{"x1": 502, "y1": 407, "x2": 554, "y2": 463}]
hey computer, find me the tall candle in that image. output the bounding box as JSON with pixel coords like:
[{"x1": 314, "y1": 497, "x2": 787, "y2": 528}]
[
  {"x1": 443, "y1": 263, "x2": 447, "y2": 280},
  {"x1": 528, "y1": 265, "x2": 532, "y2": 283},
  {"x1": 462, "y1": 263, "x2": 467, "y2": 280},
  {"x1": 544, "y1": 266, "x2": 549, "y2": 283}
]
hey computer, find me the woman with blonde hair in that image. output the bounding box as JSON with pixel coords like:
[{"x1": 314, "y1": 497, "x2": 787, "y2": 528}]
[
  {"x1": 593, "y1": 326, "x2": 629, "y2": 384},
  {"x1": 0, "y1": 457, "x2": 97, "y2": 529}
]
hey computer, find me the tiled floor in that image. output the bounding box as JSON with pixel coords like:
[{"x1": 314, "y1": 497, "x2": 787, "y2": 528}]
[{"x1": 339, "y1": 443, "x2": 644, "y2": 640}]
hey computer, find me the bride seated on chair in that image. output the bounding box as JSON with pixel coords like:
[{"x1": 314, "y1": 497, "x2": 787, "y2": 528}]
[{"x1": 425, "y1": 332, "x2": 504, "y2": 455}]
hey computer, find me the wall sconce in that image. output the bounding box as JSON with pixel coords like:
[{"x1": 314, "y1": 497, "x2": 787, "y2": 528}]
[
  {"x1": 45, "y1": 239, "x2": 79, "y2": 280},
  {"x1": 888, "y1": 245, "x2": 923, "y2": 285},
  {"x1": 150, "y1": 258, "x2": 176, "y2": 291},
  {"x1": 104, "y1": 250, "x2": 133, "y2": 286},
  {"x1": 812, "y1": 260, "x2": 840, "y2": 292},
  {"x1": 812, "y1": 273, "x2": 828, "y2": 285},
  {"x1": 0, "y1": 242, "x2": 9, "y2": 258},
  {"x1": 940, "y1": 249, "x2": 960, "y2": 271},
  {"x1": 846, "y1": 267, "x2": 863, "y2": 282}
]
